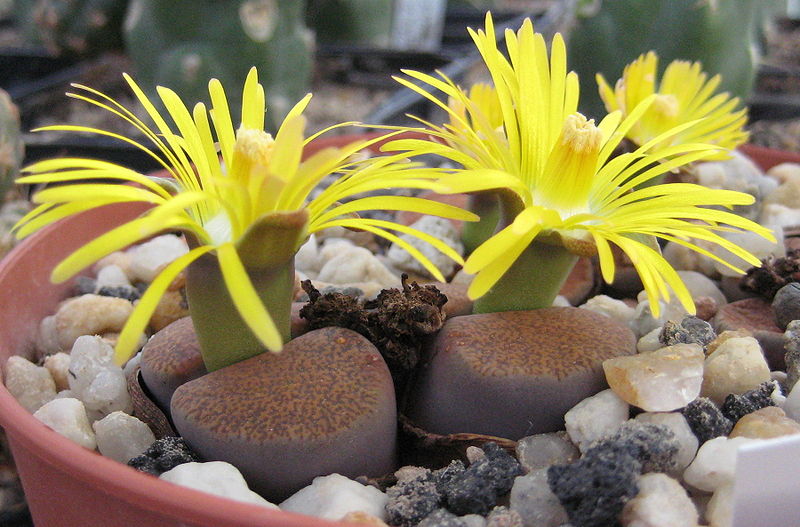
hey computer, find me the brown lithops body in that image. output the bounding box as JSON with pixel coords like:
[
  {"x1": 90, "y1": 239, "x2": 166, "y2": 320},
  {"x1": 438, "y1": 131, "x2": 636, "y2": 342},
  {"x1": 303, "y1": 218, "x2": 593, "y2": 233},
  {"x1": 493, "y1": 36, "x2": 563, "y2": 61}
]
[
  {"x1": 170, "y1": 327, "x2": 397, "y2": 501},
  {"x1": 405, "y1": 307, "x2": 636, "y2": 440},
  {"x1": 139, "y1": 317, "x2": 206, "y2": 411}
]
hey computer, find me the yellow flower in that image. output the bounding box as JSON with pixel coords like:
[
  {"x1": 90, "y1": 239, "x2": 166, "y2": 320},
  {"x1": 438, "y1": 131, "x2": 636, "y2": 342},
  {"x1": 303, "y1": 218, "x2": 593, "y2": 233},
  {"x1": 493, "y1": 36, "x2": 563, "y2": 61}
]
[
  {"x1": 386, "y1": 13, "x2": 773, "y2": 316},
  {"x1": 15, "y1": 68, "x2": 475, "y2": 365},
  {"x1": 597, "y1": 51, "x2": 749, "y2": 158}
]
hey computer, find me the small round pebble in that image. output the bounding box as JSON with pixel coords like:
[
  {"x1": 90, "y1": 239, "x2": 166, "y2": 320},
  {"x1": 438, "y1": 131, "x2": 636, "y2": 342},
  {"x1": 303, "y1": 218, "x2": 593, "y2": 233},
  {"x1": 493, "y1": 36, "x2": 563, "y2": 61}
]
[
  {"x1": 772, "y1": 283, "x2": 800, "y2": 330},
  {"x1": 729, "y1": 406, "x2": 800, "y2": 439},
  {"x1": 621, "y1": 473, "x2": 699, "y2": 527},
  {"x1": 32, "y1": 397, "x2": 96, "y2": 450},
  {"x1": 160, "y1": 461, "x2": 278, "y2": 509},
  {"x1": 509, "y1": 468, "x2": 569, "y2": 527},
  {"x1": 516, "y1": 431, "x2": 580, "y2": 473},
  {"x1": 682, "y1": 436, "x2": 760, "y2": 493},
  {"x1": 42, "y1": 352, "x2": 71, "y2": 392},
  {"x1": 280, "y1": 473, "x2": 388, "y2": 521},
  {"x1": 564, "y1": 389, "x2": 629, "y2": 453},
  {"x1": 701, "y1": 336, "x2": 771, "y2": 405},
  {"x1": 4, "y1": 356, "x2": 56, "y2": 413},
  {"x1": 92, "y1": 411, "x2": 156, "y2": 463},
  {"x1": 681, "y1": 398, "x2": 733, "y2": 444},
  {"x1": 54, "y1": 294, "x2": 134, "y2": 351}
]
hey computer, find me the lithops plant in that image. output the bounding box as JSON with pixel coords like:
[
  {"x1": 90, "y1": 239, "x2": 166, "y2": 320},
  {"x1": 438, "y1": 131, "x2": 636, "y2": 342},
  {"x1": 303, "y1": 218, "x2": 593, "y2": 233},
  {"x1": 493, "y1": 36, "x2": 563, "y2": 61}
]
[
  {"x1": 32, "y1": 0, "x2": 128, "y2": 57},
  {"x1": 124, "y1": 0, "x2": 313, "y2": 130}
]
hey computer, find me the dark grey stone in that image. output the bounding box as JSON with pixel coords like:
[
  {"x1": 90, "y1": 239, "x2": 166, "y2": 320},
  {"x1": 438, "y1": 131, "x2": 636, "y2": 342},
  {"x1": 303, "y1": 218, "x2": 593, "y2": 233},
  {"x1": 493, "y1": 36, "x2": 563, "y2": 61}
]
[
  {"x1": 386, "y1": 470, "x2": 442, "y2": 527},
  {"x1": 682, "y1": 398, "x2": 733, "y2": 444},
  {"x1": 127, "y1": 436, "x2": 201, "y2": 476},
  {"x1": 659, "y1": 316, "x2": 716, "y2": 349},
  {"x1": 721, "y1": 381, "x2": 777, "y2": 424},
  {"x1": 772, "y1": 283, "x2": 800, "y2": 330}
]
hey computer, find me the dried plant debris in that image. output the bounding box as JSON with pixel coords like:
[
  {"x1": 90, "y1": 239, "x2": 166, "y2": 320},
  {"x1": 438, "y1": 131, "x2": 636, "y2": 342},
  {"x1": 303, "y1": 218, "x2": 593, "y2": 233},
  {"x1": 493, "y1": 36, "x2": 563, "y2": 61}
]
[
  {"x1": 740, "y1": 249, "x2": 800, "y2": 301},
  {"x1": 300, "y1": 275, "x2": 448, "y2": 379}
]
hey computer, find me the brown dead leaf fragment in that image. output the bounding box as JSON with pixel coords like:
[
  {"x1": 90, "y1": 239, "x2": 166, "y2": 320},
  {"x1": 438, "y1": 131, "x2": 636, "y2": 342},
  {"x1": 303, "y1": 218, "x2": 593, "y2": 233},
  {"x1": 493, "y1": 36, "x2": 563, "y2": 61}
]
[{"x1": 740, "y1": 249, "x2": 800, "y2": 301}]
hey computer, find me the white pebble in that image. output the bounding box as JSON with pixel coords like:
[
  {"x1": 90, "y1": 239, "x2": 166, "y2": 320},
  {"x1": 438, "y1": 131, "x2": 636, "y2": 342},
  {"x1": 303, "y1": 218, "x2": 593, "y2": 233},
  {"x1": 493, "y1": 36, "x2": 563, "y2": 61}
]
[
  {"x1": 629, "y1": 299, "x2": 686, "y2": 339},
  {"x1": 564, "y1": 389, "x2": 629, "y2": 453},
  {"x1": 682, "y1": 436, "x2": 759, "y2": 493},
  {"x1": 33, "y1": 398, "x2": 96, "y2": 449},
  {"x1": 128, "y1": 234, "x2": 188, "y2": 283},
  {"x1": 634, "y1": 413, "x2": 699, "y2": 473},
  {"x1": 160, "y1": 461, "x2": 278, "y2": 508},
  {"x1": 621, "y1": 473, "x2": 699, "y2": 527},
  {"x1": 704, "y1": 483, "x2": 734, "y2": 527},
  {"x1": 295, "y1": 234, "x2": 321, "y2": 276},
  {"x1": 509, "y1": 468, "x2": 569, "y2": 527},
  {"x1": 579, "y1": 295, "x2": 637, "y2": 326},
  {"x1": 782, "y1": 381, "x2": 800, "y2": 422},
  {"x1": 68, "y1": 336, "x2": 132, "y2": 419},
  {"x1": 317, "y1": 246, "x2": 399, "y2": 289},
  {"x1": 636, "y1": 327, "x2": 663, "y2": 353},
  {"x1": 4, "y1": 356, "x2": 56, "y2": 412},
  {"x1": 280, "y1": 473, "x2": 388, "y2": 521},
  {"x1": 95, "y1": 264, "x2": 132, "y2": 289},
  {"x1": 386, "y1": 216, "x2": 463, "y2": 280},
  {"x1": 701, "y1": 337, "x2": 771, "y2": 405},
  {"x1": 677, "y1": 270, "x2": 727, "y2": 307},
  {"x1": 93, "y1": 411, "x2": 155, "y2": 463},
  {"x1": 36, "y1": 315, "x2": 61, "y2": 356},
  {"x1": 43, "y1": 352, "x2": 71, "y2": 391}
]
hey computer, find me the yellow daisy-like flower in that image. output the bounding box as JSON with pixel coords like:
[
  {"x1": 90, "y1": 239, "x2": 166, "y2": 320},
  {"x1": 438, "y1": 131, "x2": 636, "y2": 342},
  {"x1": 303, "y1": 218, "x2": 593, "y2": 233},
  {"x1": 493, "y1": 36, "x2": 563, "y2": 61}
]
[
  {"x1": 597, "y1": 51, "x2": 749, "y2": 158},
  {"x1": 386, "y1": 13, "x2": 773, "y2": 316},
  {"x1": 15, "y1": 68, "x2": 475, "y2": 367}
]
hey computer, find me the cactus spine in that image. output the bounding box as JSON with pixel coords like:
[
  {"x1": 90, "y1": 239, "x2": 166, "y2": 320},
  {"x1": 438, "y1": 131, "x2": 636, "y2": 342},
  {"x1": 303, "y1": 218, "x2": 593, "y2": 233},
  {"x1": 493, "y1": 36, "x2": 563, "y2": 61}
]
[{"x1": 123, "y1": 0, "x2": 313, "y2": 131}]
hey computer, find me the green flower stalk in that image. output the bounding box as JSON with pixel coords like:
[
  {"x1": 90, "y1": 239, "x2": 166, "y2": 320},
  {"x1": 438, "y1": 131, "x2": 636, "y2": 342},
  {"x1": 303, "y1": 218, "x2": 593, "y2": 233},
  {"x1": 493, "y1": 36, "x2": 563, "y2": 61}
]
[
  {"x1": 14, "y1": 68, "x2": 476, "y2": 371},
  {"x1": 386, "y1": 13, "x2": 774, "y2": 317}
]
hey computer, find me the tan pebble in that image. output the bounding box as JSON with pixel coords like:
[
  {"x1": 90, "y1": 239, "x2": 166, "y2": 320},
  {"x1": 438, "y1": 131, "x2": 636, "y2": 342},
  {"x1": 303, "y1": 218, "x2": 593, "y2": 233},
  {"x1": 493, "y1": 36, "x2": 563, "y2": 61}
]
[
  {"x1": 767, "y1": 163, "x2": 800, "y2": 185},
  {"x1": 167, "y1": 270, "x2": 186, "y2": 291},
  {"x1": 705, "y1": 329, "x2": 752, "y2": 356},
  {"x1": 55, "y1": 294, "x2": 133, "y2": 350},
  {"x1": 150, "y1": 290, "x2": 189, "y2": 332},
  {"x1": 340, "y1": 511, "x2": 389, "y2": 526},
  {"x1": 604, "y1": 344, "x2": 705, "y2": 412},
  {"x1": 4, "y1": 356, "x2": 57, "y2": 412},
  {"x1": 729, "y1": 407, "x2": 800, "y2": 439},
  {"x1": 701, "y1": 337, "x2": 771, "y2": 405},
  {"x1": 43, "y1": 352, "x2": 71, "y2": 391}
]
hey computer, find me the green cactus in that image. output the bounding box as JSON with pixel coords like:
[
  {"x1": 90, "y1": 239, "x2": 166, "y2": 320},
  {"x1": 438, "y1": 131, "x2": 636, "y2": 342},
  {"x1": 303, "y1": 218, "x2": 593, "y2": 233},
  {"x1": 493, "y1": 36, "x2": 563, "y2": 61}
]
[
  {"x1": 123, "y1": 0, "x2": 313, "y2": 131},
  {"x1": 32, "y1": 0, "x2": 128, "y2": 57},
  {"x1": 0, "y1": 88, "x2": 24, "y2": 199},
  {"x1": 307, "y1": 0, "x2": 393, "y2": 47},
  {"x1": 567, "y1": 0, "x2": 770, "y2": 120}
]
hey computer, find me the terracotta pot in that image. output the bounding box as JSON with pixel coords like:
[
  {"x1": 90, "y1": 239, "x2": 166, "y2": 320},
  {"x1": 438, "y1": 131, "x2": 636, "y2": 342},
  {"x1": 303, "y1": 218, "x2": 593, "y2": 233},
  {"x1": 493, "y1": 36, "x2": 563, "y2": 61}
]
[{"x1": 0, "y1": 131, "x2": 414, "y2": 527}]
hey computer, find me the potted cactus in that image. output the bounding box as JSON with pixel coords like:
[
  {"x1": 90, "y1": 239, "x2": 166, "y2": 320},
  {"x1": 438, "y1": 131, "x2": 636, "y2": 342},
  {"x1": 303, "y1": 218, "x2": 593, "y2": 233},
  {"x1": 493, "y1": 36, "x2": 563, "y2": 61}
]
[{"x1": 0, "y1": 10, "x2": 796, "y2": 527}]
